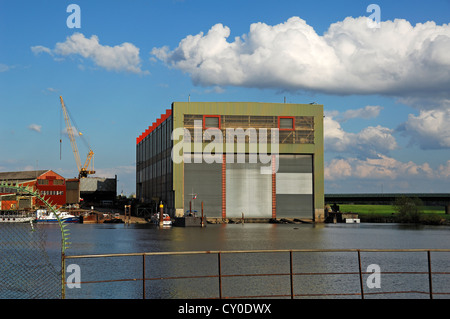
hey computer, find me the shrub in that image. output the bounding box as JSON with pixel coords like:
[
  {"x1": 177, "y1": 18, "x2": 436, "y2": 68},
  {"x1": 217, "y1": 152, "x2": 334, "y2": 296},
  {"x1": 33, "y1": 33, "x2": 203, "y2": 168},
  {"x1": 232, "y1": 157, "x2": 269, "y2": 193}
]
[{"x1": 394, "y1": 196, "x2": 423, "y2": 223}]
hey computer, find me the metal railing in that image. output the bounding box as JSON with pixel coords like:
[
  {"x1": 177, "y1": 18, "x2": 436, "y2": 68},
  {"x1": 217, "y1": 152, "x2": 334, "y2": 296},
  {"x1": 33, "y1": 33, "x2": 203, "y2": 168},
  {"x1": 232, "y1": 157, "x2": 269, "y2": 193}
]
[{"x1": 63, "y1": 249, "x2": 450, "y2": 299}]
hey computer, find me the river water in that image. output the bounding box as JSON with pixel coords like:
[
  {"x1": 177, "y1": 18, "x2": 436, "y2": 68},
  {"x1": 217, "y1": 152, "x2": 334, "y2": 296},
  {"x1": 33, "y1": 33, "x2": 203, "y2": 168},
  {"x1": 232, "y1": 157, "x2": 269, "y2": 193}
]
[
  {"x1": 59, "y1": 222, "x2": 450, "y2": 299},
  {"x1": 2, "y1": 222, "x2": 449, "y2": 299}
]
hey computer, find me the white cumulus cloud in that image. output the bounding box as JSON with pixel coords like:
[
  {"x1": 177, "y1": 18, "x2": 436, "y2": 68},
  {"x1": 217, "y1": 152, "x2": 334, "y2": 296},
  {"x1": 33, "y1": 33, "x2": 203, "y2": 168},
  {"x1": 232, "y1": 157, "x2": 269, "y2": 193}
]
[
  {"x1": 31, "y1": 45, "x2": 52, "y2": 55},
  {"x1": 152, "y1": 17, "x2": 450, "y2": 97},
  {"x1": 325, "y1": 155, "x2": 435, "y2": 181},
  {"x1": 339, "y1": 106, "x2": 383, "y2": 122},
  {"x1": 32, "y1": 33, "x2": 147, "y2": 74},
  {"x1": 438, "y1": 160, "x2": 450, "y2": 178},
  {"x1": 398, "y1": 108, "x2": 450, "y2": 149},
  {"x1": 324, "y1": 113, "x2": 397, "y2": 158},
  {"x1": 28, "y1": 124, "x2": 42, "y2": 133}
]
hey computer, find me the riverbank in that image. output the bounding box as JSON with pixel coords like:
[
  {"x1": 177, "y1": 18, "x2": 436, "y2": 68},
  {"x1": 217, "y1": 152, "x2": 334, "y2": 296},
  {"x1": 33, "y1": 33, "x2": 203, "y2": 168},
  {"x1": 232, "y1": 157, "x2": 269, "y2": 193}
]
[
  {"x1": 106, "y1": 213, "x2": 450, "y2": 226},
  {"x1": 358, "y1": 213, "x2": 450, "y2": 225},
  {"x1": 70, "y1": 206, "x2": 450, "y2": 225},
  {"x1": 340, "y1": 204, "x2": 450, "y2": 225}
]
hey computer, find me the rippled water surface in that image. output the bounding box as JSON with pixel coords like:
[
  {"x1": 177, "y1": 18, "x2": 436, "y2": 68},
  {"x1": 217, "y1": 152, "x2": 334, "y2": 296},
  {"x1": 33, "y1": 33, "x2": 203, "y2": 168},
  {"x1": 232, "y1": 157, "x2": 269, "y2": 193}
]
[
  {"x1": 2, "y1": 222, "x2": 449, "y2": 299},
  {"x1": 57, "y1": 222, "x2": 450, "y2": 299}
]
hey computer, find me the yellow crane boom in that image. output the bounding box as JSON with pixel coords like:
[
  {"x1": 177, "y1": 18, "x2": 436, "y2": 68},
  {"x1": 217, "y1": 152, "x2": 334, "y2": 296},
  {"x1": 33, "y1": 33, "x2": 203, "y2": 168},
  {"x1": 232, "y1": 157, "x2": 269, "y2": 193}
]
[{"x1": 60, "y1": 96, "x2": 95, "y2": 179}]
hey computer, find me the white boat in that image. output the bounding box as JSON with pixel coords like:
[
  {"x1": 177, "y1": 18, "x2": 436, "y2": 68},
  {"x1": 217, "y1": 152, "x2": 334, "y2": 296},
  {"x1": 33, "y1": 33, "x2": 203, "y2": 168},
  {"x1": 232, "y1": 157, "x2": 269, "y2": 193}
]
[
  {"x1": 0, "y1": 211, "x2": 35, "y2": 223},
  {"x1": 35, "y1": 209, "x2": 80, "y2": 223},
  {"x1": 151, "y1": 213, "x2": 172, "y2": 226},
  {"x1": 345, "y1": 218, "x2": 360, "y2": 223}
]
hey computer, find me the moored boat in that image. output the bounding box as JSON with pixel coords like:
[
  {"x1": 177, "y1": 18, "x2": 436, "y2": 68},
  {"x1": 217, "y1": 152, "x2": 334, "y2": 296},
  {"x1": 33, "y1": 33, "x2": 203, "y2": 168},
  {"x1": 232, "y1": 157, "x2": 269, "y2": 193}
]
[
  {"x1": 35, "y1": 209, "x2": 80, "y2": 223},
  {"x1": 151, "y1": 213, "x2": 172, "y2": 226},
  {"x1": 0, "y1": 211, "x2": 35, "y2": 223}
]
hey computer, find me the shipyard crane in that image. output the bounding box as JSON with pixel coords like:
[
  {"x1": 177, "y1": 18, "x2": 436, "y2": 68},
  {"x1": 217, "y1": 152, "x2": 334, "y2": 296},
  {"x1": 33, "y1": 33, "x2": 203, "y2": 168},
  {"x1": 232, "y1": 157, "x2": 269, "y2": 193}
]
[{"x1": 59, "y1": 96, "x2": 95, "y2": 179}]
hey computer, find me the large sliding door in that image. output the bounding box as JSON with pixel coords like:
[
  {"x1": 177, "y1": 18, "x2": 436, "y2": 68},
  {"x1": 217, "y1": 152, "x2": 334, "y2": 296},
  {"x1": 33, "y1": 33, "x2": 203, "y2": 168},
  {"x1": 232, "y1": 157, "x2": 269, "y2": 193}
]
[
  {"x1": 184, "y1": 154, "x2": 222, "y2": 217},
  {"x1": 276, "y1": 155, "x2": 313, "y2": 219},
  {"x1": 226, "y1": 155, "x2": 272, "y2": 218},
  {"x1": 183, "y1": 153, "x2": 314, "y2": 219}
]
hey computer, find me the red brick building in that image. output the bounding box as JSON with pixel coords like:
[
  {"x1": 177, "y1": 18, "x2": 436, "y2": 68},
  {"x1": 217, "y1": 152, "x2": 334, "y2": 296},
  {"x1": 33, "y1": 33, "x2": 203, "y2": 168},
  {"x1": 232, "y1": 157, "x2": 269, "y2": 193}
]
[{"x1": 0, "y1": 170, "x2": 67, "y2": 209}]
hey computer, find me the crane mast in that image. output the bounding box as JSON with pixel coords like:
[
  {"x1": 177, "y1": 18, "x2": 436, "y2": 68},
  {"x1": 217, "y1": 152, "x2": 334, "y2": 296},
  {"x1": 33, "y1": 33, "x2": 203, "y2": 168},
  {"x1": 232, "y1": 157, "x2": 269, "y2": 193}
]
[{"x1": 59, "y1": 96, "x2": 95, "y2": 179}]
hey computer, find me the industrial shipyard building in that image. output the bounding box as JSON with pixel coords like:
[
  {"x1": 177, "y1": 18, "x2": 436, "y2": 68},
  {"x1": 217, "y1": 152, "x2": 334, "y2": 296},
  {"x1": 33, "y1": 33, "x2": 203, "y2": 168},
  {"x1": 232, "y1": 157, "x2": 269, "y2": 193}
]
[{"x1": 136, "y1": 102, "x2": 324, "y2": 222}]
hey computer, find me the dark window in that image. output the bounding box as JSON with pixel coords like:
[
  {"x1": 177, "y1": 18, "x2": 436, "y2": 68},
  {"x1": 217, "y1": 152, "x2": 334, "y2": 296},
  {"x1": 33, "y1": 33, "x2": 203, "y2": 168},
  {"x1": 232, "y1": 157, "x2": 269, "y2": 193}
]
[
  {"x1": 38, "y1": 179, "x2": 49, "y2": 185},
  {"x1": 279, "y1": 117, "x2": 294, "y2": 130},
  {"x1": 204, "y1": 116, "x2": 220, "y2": 129}
]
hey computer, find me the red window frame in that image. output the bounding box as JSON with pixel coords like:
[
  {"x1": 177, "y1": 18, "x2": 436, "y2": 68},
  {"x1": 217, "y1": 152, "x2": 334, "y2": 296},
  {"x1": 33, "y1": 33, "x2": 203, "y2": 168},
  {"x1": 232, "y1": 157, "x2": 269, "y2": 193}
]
[
  {"x1": 278, "y1": 116, "x2": 295, "y2": 131},
  {"x1": 203, "y1": 115, "x2": 221, "y2": 130}
]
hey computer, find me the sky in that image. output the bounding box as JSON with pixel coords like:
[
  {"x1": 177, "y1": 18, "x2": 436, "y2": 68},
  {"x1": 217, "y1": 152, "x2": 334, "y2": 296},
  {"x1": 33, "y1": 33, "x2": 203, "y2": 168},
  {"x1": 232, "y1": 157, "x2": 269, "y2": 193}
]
[{"x1": 0, "y1": 0, "x2": 449, "y2": 196}]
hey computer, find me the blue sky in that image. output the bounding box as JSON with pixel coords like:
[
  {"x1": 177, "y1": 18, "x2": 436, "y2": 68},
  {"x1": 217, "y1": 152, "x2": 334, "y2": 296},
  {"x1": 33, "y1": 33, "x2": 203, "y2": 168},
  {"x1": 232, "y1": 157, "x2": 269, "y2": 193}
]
[{"x1": 1, "y1": 0, "x2": 450, "y2": 196}]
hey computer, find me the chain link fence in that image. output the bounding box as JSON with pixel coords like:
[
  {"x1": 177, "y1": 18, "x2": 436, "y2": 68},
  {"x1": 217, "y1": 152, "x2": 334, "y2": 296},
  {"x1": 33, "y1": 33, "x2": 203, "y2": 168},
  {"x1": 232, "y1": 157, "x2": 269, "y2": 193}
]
[
  {"x1": 0, "y1": 218, "x2": 62, "y2": 299},
  {"x1": 0, "y1": 182, "x2": 68, "y2": 299}
]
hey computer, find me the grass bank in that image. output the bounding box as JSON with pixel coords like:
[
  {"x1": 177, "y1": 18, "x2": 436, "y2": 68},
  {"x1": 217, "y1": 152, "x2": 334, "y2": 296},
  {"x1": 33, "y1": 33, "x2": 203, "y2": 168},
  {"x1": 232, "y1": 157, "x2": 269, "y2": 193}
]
[{"x1": 339, "y1": 204, "x2": 450, "y2": 225}]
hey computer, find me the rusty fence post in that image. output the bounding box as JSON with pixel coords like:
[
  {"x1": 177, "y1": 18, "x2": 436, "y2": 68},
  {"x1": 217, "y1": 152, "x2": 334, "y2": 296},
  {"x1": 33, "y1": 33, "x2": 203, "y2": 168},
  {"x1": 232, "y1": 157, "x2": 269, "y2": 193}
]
[
  {"x1": 290, "y1": 250, "x2": 294, "y2": 299},
  {"x1": 358, "y1": 250, "x2": 365, "y2": 299},
  {"x1": 427, "y1": 250, "x2": 433, "y2": 299},
  {"x1": 143, "y1": 254, "x2": 146, "y2": 299},
  {"x1": 218, "y1": 252, "x2": 222, "y2": 299},
  {"x1": 61, "y1": 252, "x2": 66, "y2": 299}
]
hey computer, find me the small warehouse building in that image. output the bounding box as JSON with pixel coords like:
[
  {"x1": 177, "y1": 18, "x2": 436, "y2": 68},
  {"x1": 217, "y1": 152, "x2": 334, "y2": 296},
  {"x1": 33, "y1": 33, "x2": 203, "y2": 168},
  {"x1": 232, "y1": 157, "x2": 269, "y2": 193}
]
[
  {"x1": 79, "y1": 176, "x2": 117, "y2": 206},
  {"x1": 136, "y1": 102, "x2": 324, "y2": 222}
]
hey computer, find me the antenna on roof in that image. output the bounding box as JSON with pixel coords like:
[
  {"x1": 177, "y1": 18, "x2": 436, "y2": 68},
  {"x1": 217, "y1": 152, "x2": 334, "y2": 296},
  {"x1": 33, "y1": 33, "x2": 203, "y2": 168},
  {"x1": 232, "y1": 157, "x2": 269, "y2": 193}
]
[{"x1": 188, "y1": 94, "x2": 190, "y2": 102}]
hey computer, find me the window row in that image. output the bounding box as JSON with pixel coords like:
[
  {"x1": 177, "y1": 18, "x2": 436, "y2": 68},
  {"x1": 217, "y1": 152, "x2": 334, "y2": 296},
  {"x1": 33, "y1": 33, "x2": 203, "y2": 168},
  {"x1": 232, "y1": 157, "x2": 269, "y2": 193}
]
[
  {"x1": 41, "y1": 190, "x2": 64, "y2": 196},
  {"x1": 38, "y1": 179, "x2": 64, "y2": 185},
  {"x1": 186, "y1": 115, "x2": 312, "y2": 131},
  {"x1": 183, "y1": 114, "x2": 315, "y2": 144}
]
